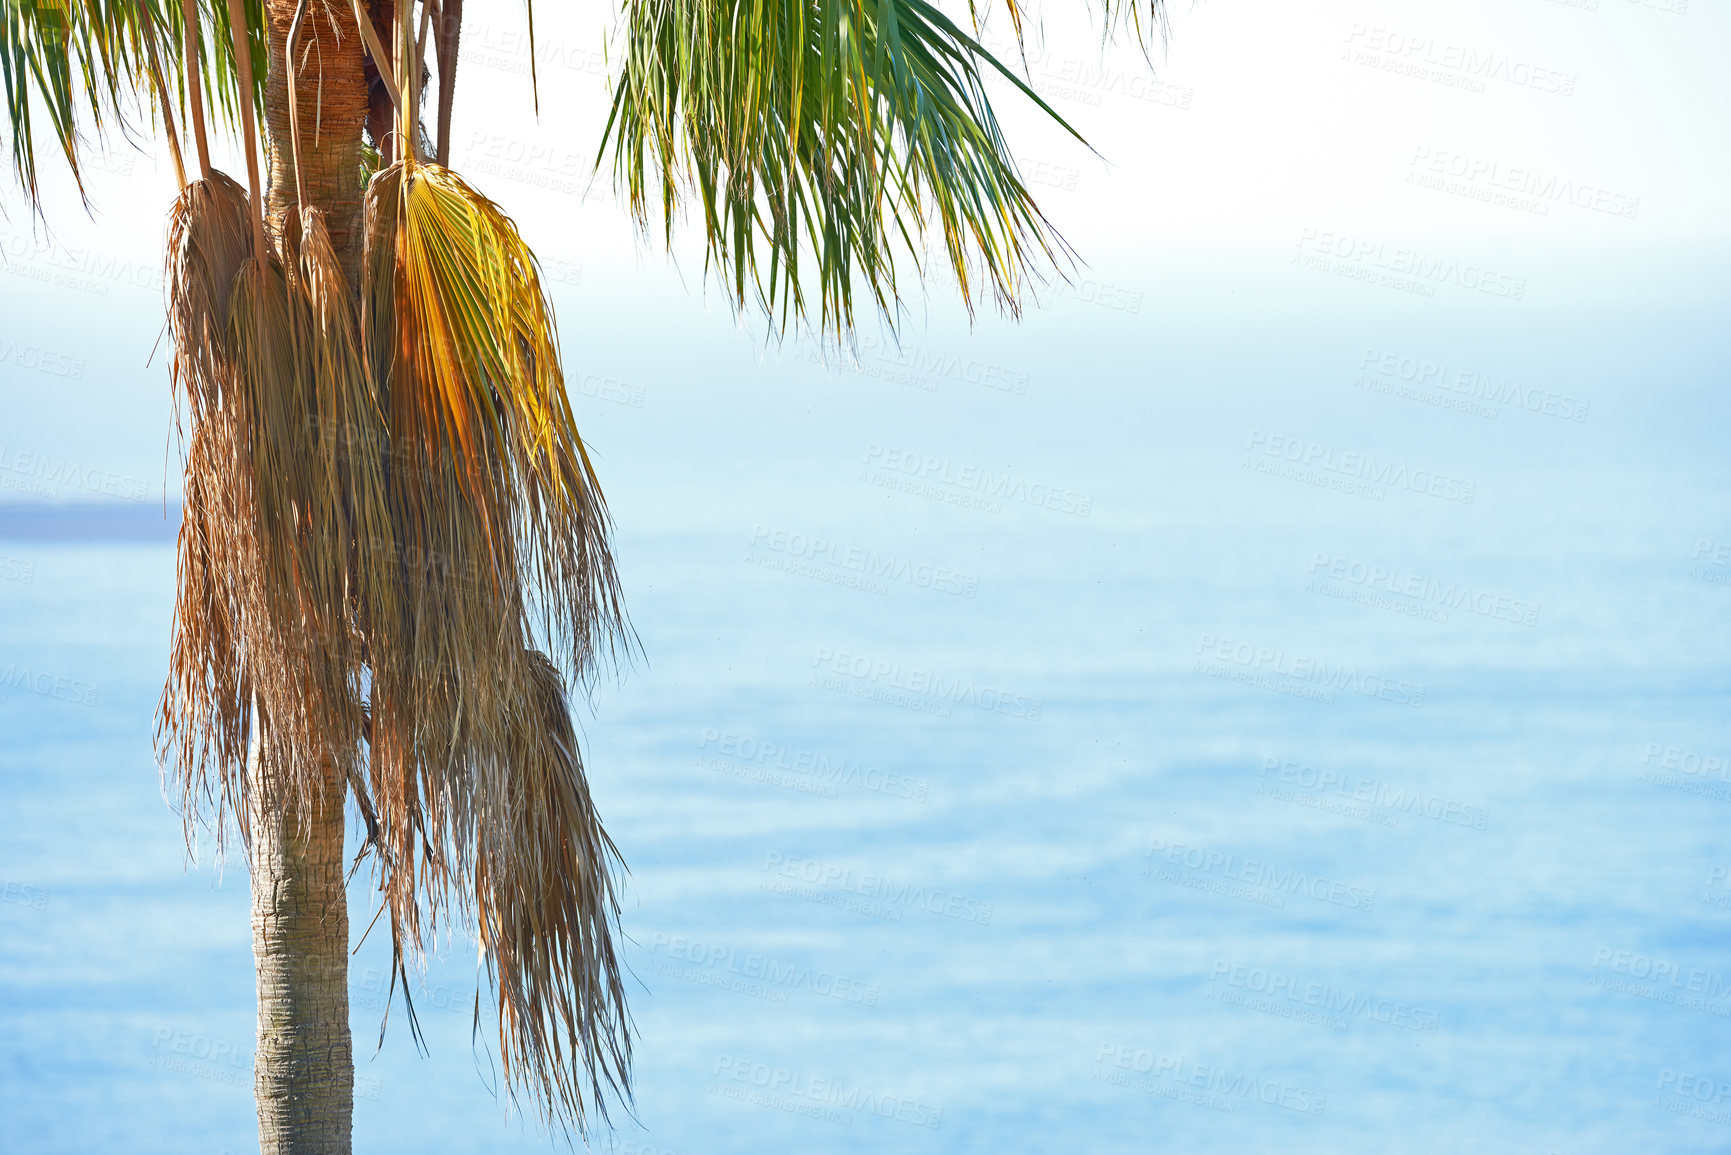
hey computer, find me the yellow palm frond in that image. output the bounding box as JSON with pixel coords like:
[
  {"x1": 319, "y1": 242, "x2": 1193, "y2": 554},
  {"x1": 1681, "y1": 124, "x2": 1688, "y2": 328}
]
[
  {"x1": 363, "y1": 158, "x2": 628, "y2": 669},
  {"x1": 356, "y1": 155, "x2": 632, "y2": 1136}
]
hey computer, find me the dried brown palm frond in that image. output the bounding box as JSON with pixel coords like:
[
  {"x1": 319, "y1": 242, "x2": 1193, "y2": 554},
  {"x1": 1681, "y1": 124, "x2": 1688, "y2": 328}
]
[
  {"x1": 164, "y1": 172, "x2": 252, "y2": 414},
  {"x1": 224, "y1": 251, "x2": 369, "y2": 829},
  {"x1": 159, "y1": 171, "x2": 260, "y2": 852},
  {"x1": 162, "y1": 408, "x2": 253, "y2": 849},
  {"x1": 478, "y1": 649, "x2": 630, "y2": 1132},
  {"x1": 352, "y1": 154, "x2": 632, "y2": 1136},
  {"x1": 160, "y1": 177, "x2": 395, "y2": 859}
]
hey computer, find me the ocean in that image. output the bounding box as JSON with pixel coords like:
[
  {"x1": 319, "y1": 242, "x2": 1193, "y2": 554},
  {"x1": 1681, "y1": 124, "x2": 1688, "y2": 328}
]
[{"x1": 3, "y1": 251, "x2": 1729, "y2": 1154}]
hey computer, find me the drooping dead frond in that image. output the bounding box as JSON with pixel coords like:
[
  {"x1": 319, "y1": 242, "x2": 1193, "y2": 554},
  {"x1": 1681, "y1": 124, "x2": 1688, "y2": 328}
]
[
  {"x1": 162, "y1": 408, "x2": 253, "y2": 848},
  {"x1": 164, "y1": 171, "x2": 250, "y2": 411},
  {"x1": 478, "y1": 649, "x2": 630, "y2": 1132},
  {"x1": 354, "y1": 155, "x2": 632, "y2": 1136},
  {"x1": 159, "y1": 171, "x2": 259, "y2": 852},
  {"x1": 159, "y1": 179, "x2": 392, "y2": 858},
  {"x1": 224, "y1": 250, "x2": 371, "y2": 829}
]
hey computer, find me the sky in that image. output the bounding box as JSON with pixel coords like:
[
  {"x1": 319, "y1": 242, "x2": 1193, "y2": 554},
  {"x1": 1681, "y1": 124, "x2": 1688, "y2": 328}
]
[{"x1": 1, "y1": 0, "x2": 1726, "y2": 514}]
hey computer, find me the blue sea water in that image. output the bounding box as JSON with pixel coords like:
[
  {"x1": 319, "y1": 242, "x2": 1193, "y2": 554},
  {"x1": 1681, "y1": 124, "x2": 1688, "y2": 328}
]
[
  {"x1": 2, "y1": 238, "x2": 1729, "y2": 1155},
  {"x1": 2, "y1": 0, "x2": 1730, "y2": 1131}
]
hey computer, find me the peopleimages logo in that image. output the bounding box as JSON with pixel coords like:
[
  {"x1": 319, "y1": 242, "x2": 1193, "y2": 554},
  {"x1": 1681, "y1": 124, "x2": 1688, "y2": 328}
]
[
  {"x1": 0, "y1": 665, "x2": 100, "y2": 707},
  {"x1": 0, "y1": 224, "x2": 164, "y2": 294},
  {"x1": 699, "y1": 729, "x2": 930, "y2": 802},
  {"x1": 1692, "y1": 538, "x2": 1731, "y2": 583},
  {"x1": 1589, "y1": 946, "x2": 1731, "y2": 1014},
  {"x1": 1655, "y1": 1068, "x2": 1731, "y2": 1126},
  {"x1": 1638, "y1": 742, "x2": 1731, "y2": 804},
  {"x1": 1357, "y1": 348, "x2": 1589, "y2": 422},
  {"x1": 1407, "y1": 146, "x2": 1640, "y2": 220},
  {"x1": 0, "y1": 880, "x2": 50, "y2": 909},
  {"x1": 860, "y1": 443, "x2": 1093, "y2": 517},
  {"x1": 1342, "y1": 24, "x2": 1577, "y2": 97},
  {"x1": 761, "y1": 851, "x2": 994, "y2": 924},
  {"x1": 149, "y1": 1027, "x2": 249, "y2": 1088},
  {"x1": 1021, "y1": 44, "x2": 1195, "y2": 110},
  {"x1": 0, "y1": 445, "x2": 151, "y2": 502},
  {"x1": 1245, "y1": 430, "x2": 1476, "y2": 505},
  {"x1": 1658, "y1": 1068, "x2": 1731, "y2": 1103},
  {"x1": 462, "y1": 19, "x2": 609, "y2": 79},
  {"x1": 1641, "y1": 744, "x2": 1731, "y2": 782},
  {"x1": 1705, "y1": 867, "x2": 1731, "y2": 911},
  {"x1": 0, "y1": 554, "x2": 37, "y2": 584},
  {"x1": 1307, "y1": 552, "x2": 1540, "y2": 628},
  {"x1": 1093, "y1": 1044, "x2": 1327, "y2": 1115},
  {"x1": 853, "y1": 333, "x2": 1031, "y2": 395},
  {"x1": 711, "y1": 1055, "x2": 943, "y2": 1128},
  {"x1": 1208, "y1": 961, "x2": 1441, "y2": 1034},
  {"x1": 1194, "y1": 632, "x2": 1426, "y2": 709},
  {"x1": 748, "y1": 526, "x2": 979, "y2": 598},
  {"x1": 1295, "y1": 228, "x2": 1526, "y2": 300},
  {"x1": 646, "y1": 933, "x2": 880, "y2": 1006},
  {"x1": 0, "y1": 339, "x2": 86, "y2": 379},
  {"x1": 811, "y1": 646, "x2": 1043, "y2": 721},
  {"x1": 1145, "y1": 836, "x2": 1377, "y2": 912},
  {"x1": 1258, "y1": 757, "x2": 1489, "y2": 830}
]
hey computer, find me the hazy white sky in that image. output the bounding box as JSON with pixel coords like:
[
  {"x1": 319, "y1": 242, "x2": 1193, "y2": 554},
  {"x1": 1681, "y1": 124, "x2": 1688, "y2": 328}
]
[
  {"x1": 10, "y1": 0, "x2": 1728, "y2": 250},
  {"x1": 0, "y1": 0, "x2": 1724, "y2": 499}
]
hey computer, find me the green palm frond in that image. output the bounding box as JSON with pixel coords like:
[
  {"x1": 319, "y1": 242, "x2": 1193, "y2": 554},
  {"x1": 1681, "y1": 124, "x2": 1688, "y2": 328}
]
[
  {"x1": 971, "y1": 0, "x2": 1170, "y2": 52},
  {"x1": 0, "y1": 0, "x2": 264, "y2": 206},
  {"x1": 1097, "y1": 0, "x2": 1169, "y2": 50},
  {"x1": 602, "y1": 0, "x2": 1091, "y2": 333},
  {"x1": 3, "y1": 0, "x2": 115, "y2": 202}
]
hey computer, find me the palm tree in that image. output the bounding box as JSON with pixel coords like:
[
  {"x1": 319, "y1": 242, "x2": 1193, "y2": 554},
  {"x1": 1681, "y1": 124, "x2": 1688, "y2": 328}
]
[{"x1": 2, "y1": 0, "x2": 1167, "y2": 1149}]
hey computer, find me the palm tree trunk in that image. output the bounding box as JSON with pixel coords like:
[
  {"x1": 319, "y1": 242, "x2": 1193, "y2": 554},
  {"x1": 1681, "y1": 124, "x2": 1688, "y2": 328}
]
[
  {"x1": 262, "y1": 0, "x2": 370, "y2": 277},
  {"x1": 249, "y1": 0, "x2": 371, "y2": 1150},
  {"x1": 249, "y1": 752, "x2": 355, "y2": 1155}
]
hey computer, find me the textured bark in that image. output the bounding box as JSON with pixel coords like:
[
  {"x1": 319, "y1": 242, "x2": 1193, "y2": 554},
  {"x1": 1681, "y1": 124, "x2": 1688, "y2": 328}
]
[
  {"x1": 250, "y1": 752, "x2": 354, "y2": 1155},
  {"x1": 262, "y1": 0, "x2": 370, "y2": 277},
  {"x1": 433, "y1": 0, "x2": 462, "y2": 164},
  {"x1": 249, "y1": 0, "x2": 372, "y2": 1149},
  {"x1": 364, "y1": 0, "x2": 399, "y2": 166}
]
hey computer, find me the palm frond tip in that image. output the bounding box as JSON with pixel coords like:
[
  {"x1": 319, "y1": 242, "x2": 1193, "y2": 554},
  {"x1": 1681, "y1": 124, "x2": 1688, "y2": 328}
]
[
  {"x1": 603, "y1": 0, "x2": 1089, "y2": 333},
  {"x1": 1, "y1": 0, "x2": 268, "y2": 208}
]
